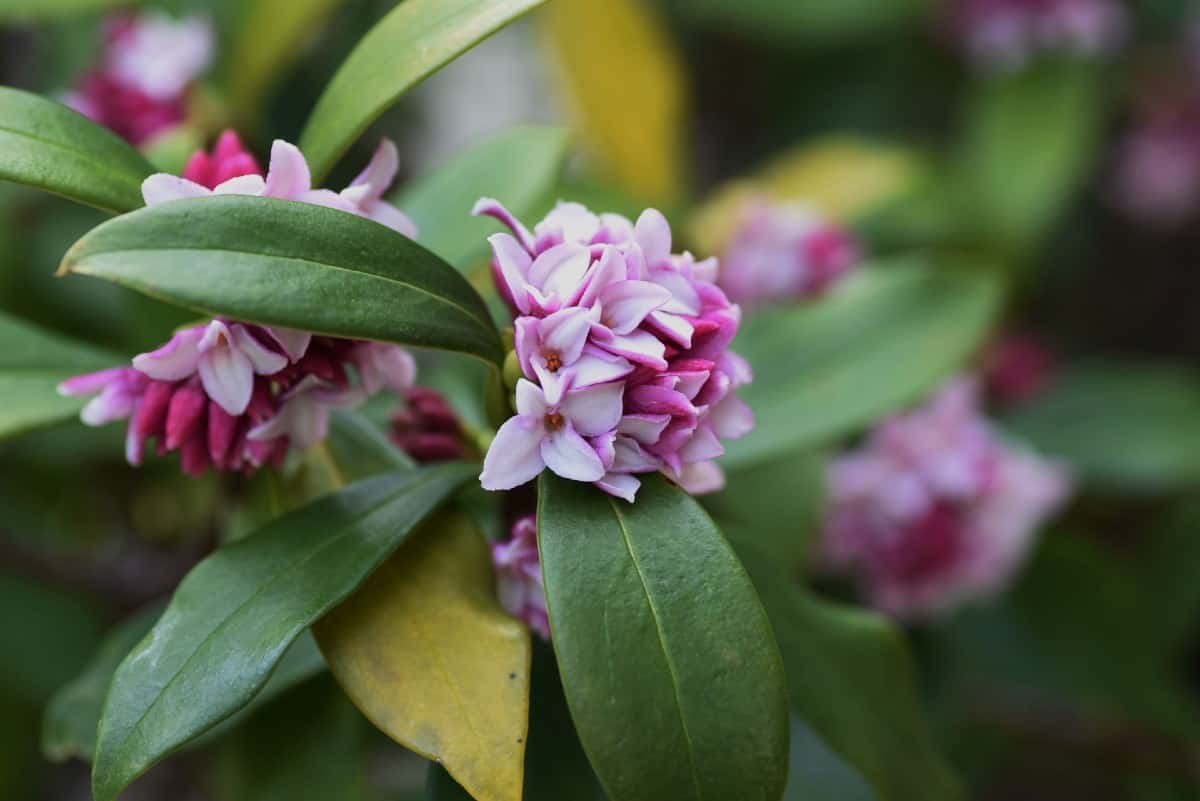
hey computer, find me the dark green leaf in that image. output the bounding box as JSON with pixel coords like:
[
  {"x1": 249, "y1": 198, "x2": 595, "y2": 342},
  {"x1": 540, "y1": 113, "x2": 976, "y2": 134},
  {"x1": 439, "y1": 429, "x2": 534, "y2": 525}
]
[
  {"x1": 731, "y1": 540, "x2": 961, "y2": 801},
  {"x1": 786, "y1": 717, "x2": 878, "y2": 801},
  {"x1": 673, "y1": 0, "x2": 930, "y2": 43},
  {"x1": 726, "y1": 261, "x2": 1002, "y2": 468},
  {"x1": 0, "y1": 310, "x2": 124, "y2": 440},
  {"x1": 396, "y1": 126, "x2": 570, "y2": 272},
  {"x1": 298, "y1": 0, "x2": 548, "y2": 182},
  {"x1": 0, "y1": 87, "x2": 153, "y2": 213},
  {"x1": 325, "y1": 409, "x2": 414, "y2": 482},
  {"x1": 1005, "y1": 362, "x2": 1200, "y2": 492},
  {"x1": 91, "y1": 463, "x2": 475, "y2": 801},
  {"x1": 61, "y1": 196, "x2": 504, "y2": 365},
  {"x1": 537, "y1": 474, "x2": 789, "y2": 801}
]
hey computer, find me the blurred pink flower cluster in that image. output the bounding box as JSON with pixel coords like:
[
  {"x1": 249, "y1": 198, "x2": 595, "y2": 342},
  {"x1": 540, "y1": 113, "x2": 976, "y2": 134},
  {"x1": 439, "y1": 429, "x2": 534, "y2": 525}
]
[
  {"x1": 64, "y1": 12, "x2": 214, "y2": 145},
  {"x1": 60, "y1": 132, "x2": 419, "y2": 474},
  {"x1": 946, "y1": 0, "x2": 1126, "y2": 71},
  {"x1": 492, "y1": 515, "x2": 549, "y2": 639},
  {"x1": 822, "y1": 379, "x2": 1071, "y2": 620},
  {"x1": 476, "y1": 200, "x2": 754, "y2": 502},
  {"x1": 718, "y1": 200, "x2": 860, "y2": 308},
  {"x1": 1112, "y1": 92, "x2": 1200, "y2": 225}
]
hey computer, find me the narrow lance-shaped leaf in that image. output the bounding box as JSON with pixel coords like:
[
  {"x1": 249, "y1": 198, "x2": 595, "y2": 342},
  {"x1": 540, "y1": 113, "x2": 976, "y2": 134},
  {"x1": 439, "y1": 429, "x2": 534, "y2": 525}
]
[
  {"x1": 0, "y1": 87, "x2": 153, "y2": 213},
  {"x1": 395, "y1": 125, "x2": 571, "y2": 272},
  {"x1": 60, "y1": 196, "x2": 505, "y2": 365},
  {"x1": 91, "y1": 463, "x2": 476, "y2": 801},
  {"x1": 725, "y1": 260, "x2": 1002, "y2": 468},
  {"x1": 299, "y1": 0, "x2": 548, "y2": 182},
  {"x1": 537, "y1": 474, "x2": 790, "y2": 801},
  {"x1": 0, "y1": 309, "x2": 125, "y2": 439},
  {"x1": 315, "y1": 511, "x2": 531, "y2": 801}
]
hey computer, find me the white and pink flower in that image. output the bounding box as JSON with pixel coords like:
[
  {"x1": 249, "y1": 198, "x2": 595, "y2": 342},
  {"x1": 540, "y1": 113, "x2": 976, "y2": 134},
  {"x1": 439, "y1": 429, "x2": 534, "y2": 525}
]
[
  {"x1": 492, "y1": 516, "x2": 549, "y2": 640},
  {"x1": 822, "y1": 379, "x2": 1071, "y2": 619},
  {"x1": 945, "y1": 0, "x2": 1126, "y2": 71},
  {"x1": 477, "y1": 200, "x2": 754, "y2": 502}
]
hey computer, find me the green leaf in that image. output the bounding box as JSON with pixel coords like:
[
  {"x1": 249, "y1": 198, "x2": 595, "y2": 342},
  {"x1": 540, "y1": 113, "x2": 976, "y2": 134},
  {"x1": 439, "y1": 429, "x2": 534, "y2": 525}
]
[
  {"x1": 325, "y1": 409, "x2": 413, "y2": 481},
  {"x1": 537, "y1": 474, "x2": 789, "y2": 801},
  {"x1": 0, "y1": 87, "x2": 153, "y2": 213},
  {"x1": 673, "y1": 0, "x2": 930, "y2": 43},
  {"x1": 61, "y1": 196, "x2": 505, "y2": 365},
  {"x1": 1005, "y1": 362, "x2": 1200, "y2": 492},
  {"x1": 215, "y1": 679, "x2": 368, "y2": 801},
  {"x1": 316, "y1": 511, "x2": 531, "y2": 801},
  {"x1": 730, "y1": 540, "x2": 961, "y2": 801},
  {"x1": 0, "y1": 310, "x2": 124, "y2": 439},
  {"x1": 0, "y1": 0, "x2": 126, "y2": 22},
  {"x1": 961, "y1": 61, "x2": 1104, "y2": 248},
  {"x1": 396, "y1": 125, "x2": 571, "y2": 272},
  {"x1": 726, "y1": 261, "x2": 1002, "y2": 468},
  {"x1": 298, "y1": 0, "x2": 548, "y2": 182},
  {"x1": 786, "y1": 717, "x2": 878, "y2": 801},
  {"x1": 91, "y1": 463, "x2": 475, "y2": 801}
]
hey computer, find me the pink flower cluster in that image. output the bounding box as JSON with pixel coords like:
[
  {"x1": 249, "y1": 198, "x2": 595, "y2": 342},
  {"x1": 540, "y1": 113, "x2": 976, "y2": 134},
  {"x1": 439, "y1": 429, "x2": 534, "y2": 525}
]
[
  {"x1": 1112, "y1": 96, "x2": 1200, "y2": 226},
  {"x1": 64, "y1": 12, "x2": 214, "y2": 145},
  {"x1": 718, "y1": 199, "x2": 860, "y2": 308},
  {"x1": 476, "y1": 200, "x2": 754, "y2": 502},
  {"x1": 390, "y1": 387, "x2": 468, "y2": 463},
  {"x1": 946, "y1": 0, "x2": 1126, "y2": 71},
  {"x1": 822, "y1": 379, "x2": 1070, "y2": 620},
  {"x1": 492, "y1": 515, "x2": 549, "y2": 640},
  {"x1": 60, "y1": 132, "x2": 419, "y2": 474}
]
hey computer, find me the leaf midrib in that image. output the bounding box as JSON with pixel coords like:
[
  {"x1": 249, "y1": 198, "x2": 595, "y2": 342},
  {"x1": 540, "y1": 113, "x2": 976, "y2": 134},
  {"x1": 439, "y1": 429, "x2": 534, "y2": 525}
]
[
  {"x1": 609, "y1": 499, "x2": 704, "y2": 801},
  {"x1": 0, "y1": 122, "x2": 148, "y2": 197},
  {"x1": 100, "y1": 470, "x2": 451, "y2": 791}
]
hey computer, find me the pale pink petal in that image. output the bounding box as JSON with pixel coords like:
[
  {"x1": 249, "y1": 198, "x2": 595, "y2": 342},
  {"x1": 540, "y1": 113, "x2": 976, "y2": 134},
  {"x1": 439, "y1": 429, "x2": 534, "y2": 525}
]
[
  {"x1": 266, "y1": 327, "x2": 312, "y2": 362},
  {"x1": 577, "y1": 247, "x2": 627, "y2": 308},
  {"x1": 613, "y1": 436, "x2": 661, "y2": 472},
  {"x1": 534, "y1": 362, "x2": 573, "y2": 406},
  {"x1": 569, "y1": 349, "x2": 634, "y2": 389},
  {"x1": 595, "y1": 472, "x2": 641, "y2": 502},
  {"x1": 350, "y1": 138, "x2": 399, "y2": 203},
  {"x1": 263, "y1": 140, "x2": 312, "y2": 199},
  {"x1": 635, "y1": 208, "x2": 672, "y2": 265},
  {"x1": 709, "y1": 394, "x2": 755, "y2": 440},
  {"x1": 538, "y1": 202, "x2": 600, "y2": 244},
  {"x1": 474, "y1": 197, "x2": 536, "y2": 253},
  {"x1": 364, "y1": 201, "x2": 419, "y2": 238},
  {"x1": 647, "y1": 310, "x2": 694, "y2": 348},
  {"x1": 231, "y1": 325, "x2": 288, "y2": 375},
  {"x1": 80, "y1": 389, "x2": 135, "y2": 425},
  {"x1": 212, "y1": 174, "x2": 266, "y2": 196},
  {"x1": 541, "y1": 307, "x2": 594, "y2": 366},
  {"x1": 514, "y1": 378, "x2": 550, "y2": 419},
  {"x1": 489, "y1": 233, "x2": 534, "y2": 315},
  {"x1": 671, "y1": 460, "x2": 726, "y2": 495},
  {"x1": 198, "y1": 345, "x2": 254, "y2": 415},
  {"x1": 132, "y1": 327, "x2": 203, "y2": 380},
  {"x1": 297, "y1": 188, "x2": 359, "y2": 214},
  {"x1": 480, "y1": 415, "x2": 546, "y2": 490},
  {"x1": 142, "y1": 174, "x2": 211, "y2": 205},
  {"x1": 541, "y1": 423, "x2": 606, "y2": 482},
  {"x1": 529, "y1": 243, "x2": 591, "y2": 302},
  {"x1": 597, "y1": 280, "x2": 671, "y2": 334},
  {"x1": 57, "y1": 367, "x2": 127, "y2": 396},
  {"x1": 593, "y1": 328, "x2": 668, "y2": 370},
  {"x1": 559, "y1": 382, "x2": 623, "y2": 437},
  {"x1": 618, "y1": 413, "x2": 671, "y2": 445},
  {"x1": 679, "y1": 424, "x2": 725, "y2": 463}
]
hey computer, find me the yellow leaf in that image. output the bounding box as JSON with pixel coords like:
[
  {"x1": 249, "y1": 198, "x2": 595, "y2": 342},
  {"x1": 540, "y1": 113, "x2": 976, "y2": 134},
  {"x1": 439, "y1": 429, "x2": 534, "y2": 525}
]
[
  {"x1": 689, "y1": 136, "x2": 923, "y2": 256},
  {"x1": 315, "y1": 512, "x2": 531, "y2": 801},
  {"x1": 540, "y1": 0, "x2": 688, "y2": 204}
]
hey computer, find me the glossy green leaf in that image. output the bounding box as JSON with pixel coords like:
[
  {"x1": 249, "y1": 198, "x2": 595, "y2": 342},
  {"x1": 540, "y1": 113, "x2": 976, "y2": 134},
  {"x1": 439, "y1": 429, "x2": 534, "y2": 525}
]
[
  {"x1": 537, "y1": 474, "x2": 789, "y2": 801},
  {"x1": 730, "y1": 540, "x2": 961, "y2": 801},
  {"x1": 326, "y1": 409, "x2": 414, "y2": 481},
  {"x1": 226, "y1": 0, "x2": 351, "y2": 122},
  {"x1": 0, "y1": 310, "x2": 123, "y2": 439},
  {"x1": 786, "y1": 717, "x2": 878, "y2": 801},
  {"x1": 0, "y1": 87, "x2": 153, "y2": 213},
  {"x1": 91, "y1": 463, "x2": 475, "y2": 801},
  {"x1": 395, "y1": 126, "x2": 571, "y2": 272},
  {"x1": 316, "y1": 511, "x2": 531, "y2": 801},
  {"x1": 1006, "y1": 362, "x2": 1200, "y2": 492},
  {"x1": 726, "y1": 261, "x2": 1002, "y2": 468},
  {"x1": 674, "y1": 0, "x2": 930, "y2": 43},
  {"x1": 299, "y1": 0, "x2": 548, "y2": 182},
  {"x1": 61, "y1": 196, "x2": 504, "y2": 365},
  {"x1": 961, "y1": 61, "x2": 1103, "y2": 248}
]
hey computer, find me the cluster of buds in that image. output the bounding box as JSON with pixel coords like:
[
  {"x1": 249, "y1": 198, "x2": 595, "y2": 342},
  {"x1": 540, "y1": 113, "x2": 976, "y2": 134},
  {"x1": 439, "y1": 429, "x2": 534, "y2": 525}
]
[
  {"x1": 390, "y1": 387, "x2": 469, "y2": 463},
  {"x1": 822, "y1": 379, "x2": 1070, "y2": 620},
  {"x1": 64, "y1": 12, "x2": 214, "y2": 145},
  {"x1": 476, "y1": 200, "x2": 754, "y2": 502},
  {"x1": 491, "y1": 515, "x2": 549, "y2": 639},
  {"x1": 718, "y1": 199, "x2": 861, "y2": 308},
  {"x1": 945, "y1": 0, "x2": 1126, "y2": 71},
  {"x1": 60, "y1": 132, "x2": 419, "y2": 474}
]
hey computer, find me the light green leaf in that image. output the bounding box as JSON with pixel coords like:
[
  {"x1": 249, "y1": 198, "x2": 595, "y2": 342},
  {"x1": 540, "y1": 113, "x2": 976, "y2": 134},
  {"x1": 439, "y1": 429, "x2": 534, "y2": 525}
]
[
  {"x1": 299, "y1": 0, "x2": 548, "y2": 182},
  {"x1": 91, "y1": 463, "x2": 475, "y2": 801},
  {"x1": 396, "y1": 125, "x2": 571, "y2": 272},
  {"x1": 537, "y1": 474, "x2": 789, "y2": 801},
  {"x1": 0, "y1": 87, "x2": 153, "y2": 213},
  {"x1": 731, "y1": 539, "x2": 961, "y2": 801},
  {"x1": 316, "y1": 510, "x2": 531, "y2": 801},
  {"x1": 0, "y1": 0, "x2": 127, "y2": 22},
  {"x1": 726, "y1": 261, "x2": 1002, "y2": 468},
  {"x1": 0, "y1": 310, "x2": 123, "y2": 439},
  {"x1": 961, "y1": 61, "x2": 1104, "y2": 248},
  {"x1": 61, "y1": 196, "x2": 504, "y2": 365},
  {"x1": 1005, "y1": 362, "x2": 1200, "y2": 492}
]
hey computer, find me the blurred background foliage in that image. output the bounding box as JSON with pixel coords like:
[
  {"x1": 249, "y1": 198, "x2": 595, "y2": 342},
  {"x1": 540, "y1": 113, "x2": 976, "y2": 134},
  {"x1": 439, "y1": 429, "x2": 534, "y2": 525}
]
[{"x1": 1, "y1": 0, "x2": 1199, "y2": 799}]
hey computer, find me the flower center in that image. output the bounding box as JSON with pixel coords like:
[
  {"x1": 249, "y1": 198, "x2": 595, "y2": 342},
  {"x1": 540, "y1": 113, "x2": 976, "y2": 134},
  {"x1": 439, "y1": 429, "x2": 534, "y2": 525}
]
[
  {"x1": 544, "y1": 411, "x2": 565, "y2": 431},
  {"x1": 544, "y1": 351, "x2": 562, "y2": 372}
]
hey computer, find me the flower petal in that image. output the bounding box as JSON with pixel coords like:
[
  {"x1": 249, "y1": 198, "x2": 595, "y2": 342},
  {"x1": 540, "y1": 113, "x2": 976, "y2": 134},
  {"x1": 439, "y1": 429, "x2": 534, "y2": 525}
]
[
  {"x1": 198, "y1": 345, "x2": 255, "y2": 415},
  {"x1": 597, "y1": 280, "x2": 671, "y2": 334},
  {"x1": 570, "y1": 348, "x2": 634, "y2": 389},
  {"x1": 541, "y1": 306, "x2": 595, "y2": 366},
  {"x1": 480, "y1": 415, "x2": 546, "y2": 490},
  {"x1": 489, "y1": 233, "x2": 534, "y2": 315},
  {"x1": 265, "y1": 327, "x2": 312, "y2": 363},
  {"x1": 231, "y1": 325, "x2": 288, "y2": 375},
  {"x1": 142, "y1": 174, "x2": 210, "y2": 206},
  {"x1": 474, "y1": 197, "x2": 536, "y2": 252},
  {"x1": 514, "y1": 378, "x2": 550, "y2": 418},
  {"x1": 263, "y1": 140, "x2": 312, "y2": 199},
  {"x1": 212, "y1": 174, "x2": 267, "y2": 196},
  {"x1": 635, "y1": 208, "x2": 672, "y2": 265},
  {"x1": 529, "y1": 243, "x2": 591, "y2": 303},
  {"x1": 560, "y1": 381, "x2": 623, "y2": 437},
  {"x1": 132, "y1": 327, "x2": 203, "y2": 381},
  {"x1": 350, "y1": 138, "x2": 399, "y2": 202},
  {"x1": 541, "y1": 423, "x2": 606, "y2": 482},
  {"x1": 595, "y1": 471, "x2": 641, "y2": 502}
]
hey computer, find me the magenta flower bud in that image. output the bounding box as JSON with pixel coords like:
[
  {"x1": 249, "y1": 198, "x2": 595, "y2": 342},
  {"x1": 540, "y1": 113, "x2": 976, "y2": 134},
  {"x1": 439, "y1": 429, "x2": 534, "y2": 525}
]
[
  {"x1": 983, "y1": 333, "x2": 1056, "y2": 406},
  {"x1": 822, "y1": 378, "x2": 1071, "y2": 620},
  {"x1": 164, "y1": 377, "x2": 207, "y2": 450},
  {"x1": 391, "y1": 388, "x2": 467, "y2": 464},
  {"x1": 183, "y1": 130, "x2": 263, "y2": 190},
  {"x1": 492, "y1": 516, "x2": 550, "y2": 640}
]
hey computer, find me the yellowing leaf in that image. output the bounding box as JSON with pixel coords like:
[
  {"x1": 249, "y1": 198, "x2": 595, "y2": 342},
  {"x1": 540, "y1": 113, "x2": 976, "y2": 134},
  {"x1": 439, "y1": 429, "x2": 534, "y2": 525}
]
[
  {"x1": 540, "y1": 0, "x2": 688, "y2": 204},
  {"x1": 689, "y1": 137, "x2": 922, "y2": 256},
  {"x1": 315, "y1": 512, "x2": 531, "y2": 801}
]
